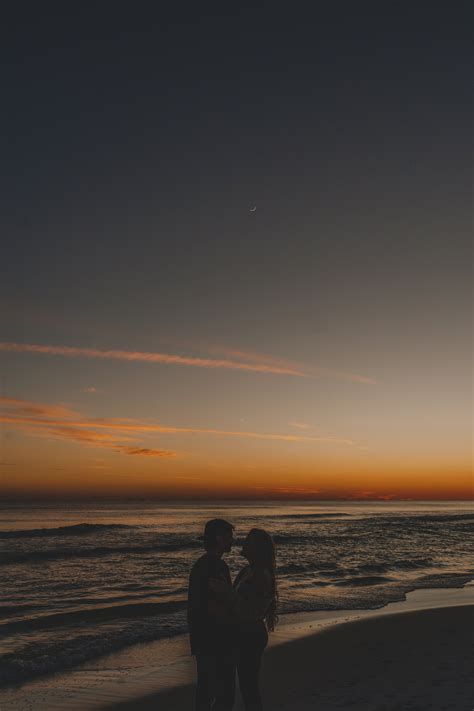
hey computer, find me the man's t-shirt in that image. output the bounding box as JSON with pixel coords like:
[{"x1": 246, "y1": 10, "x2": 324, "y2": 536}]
[{"x1": 187, "y1": 552, "x2": 234, "y2": 655}]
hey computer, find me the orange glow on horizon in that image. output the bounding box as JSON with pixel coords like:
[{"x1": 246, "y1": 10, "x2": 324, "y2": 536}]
[
  {"x1": 0, "y1": 394, "x2": 471, "y2": 501},
  {"x1": 1, "y1": 457, "x2": 471, "y2": 501}
]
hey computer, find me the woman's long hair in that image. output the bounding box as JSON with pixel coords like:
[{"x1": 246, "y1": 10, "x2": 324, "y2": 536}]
[{"x1": 247, "y1": 528, "x2": 278, "y2": 631}]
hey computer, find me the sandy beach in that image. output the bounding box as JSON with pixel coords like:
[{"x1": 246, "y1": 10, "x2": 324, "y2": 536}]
[
  {"x1": 108, "y1": 604, "x2": 474, "y2": 711},
  {"x1": 1, "y1": 585, "x2": 472, "y2": 711}
]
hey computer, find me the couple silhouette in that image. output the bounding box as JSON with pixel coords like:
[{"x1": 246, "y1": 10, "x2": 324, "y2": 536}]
[{"x1": 187, "y1": 519, "x2": 278, "y2": 711}]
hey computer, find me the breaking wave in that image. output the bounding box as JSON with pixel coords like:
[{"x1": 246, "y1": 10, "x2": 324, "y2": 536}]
[{"x1": 0, "y1": 523, "x2": 138, "y2": 539}]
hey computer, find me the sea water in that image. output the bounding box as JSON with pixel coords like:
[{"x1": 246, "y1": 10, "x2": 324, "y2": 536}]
[{"x1": 0, "y1": 500, "x2": 472, "y2": 685}]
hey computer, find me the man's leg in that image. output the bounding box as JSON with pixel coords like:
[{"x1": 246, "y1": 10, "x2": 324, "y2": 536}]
[
  {"x1": 195, "y1": 655, "x2": 216, "y2": 711},
  {"x1": 213, "y1": 652, "x2": 236, "y2": 711}
]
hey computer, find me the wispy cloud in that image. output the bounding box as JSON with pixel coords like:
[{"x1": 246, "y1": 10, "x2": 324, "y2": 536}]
[
  {"x1": 250, "y1": 485, "x2": 323, "y2": 495},
  {"x1": 0, "y1": 412, "x2": 356, "y2": 445},
  {"x1": 0, "y1": 397, "x2": 78, "y2": 419},
  {"x1": 0, "y1": 398, "x2": 359, "y2": 454},
  {"x1": 0, "y1": 398, "x2": 174, "y2": 458},
  {"x1": 350, "y1": 490, "x2": 397, "y2": 501},
  {"x1": 48, "y1": 426, "x2": 134, "y2": 445},
  {"x1": 83, "y1": 386, "x2": 97, "y2": 393},
  {"x1": 0, "y1": 341, "x2": 376, "y2": 383},
  {"x1": 203, "y1": 344, "x2": 377, "y2": 384},
  {"x1": 114, "y1": 446, "x2": 176, "y2": 457},
  {"x1": 0, "y1": 342, "x2": 306, "y2": 377}
]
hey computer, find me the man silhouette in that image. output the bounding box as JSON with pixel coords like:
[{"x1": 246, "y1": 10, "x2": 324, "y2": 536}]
[{"x1": 187, "y1": 518, "x2": 235, "y2": 711}]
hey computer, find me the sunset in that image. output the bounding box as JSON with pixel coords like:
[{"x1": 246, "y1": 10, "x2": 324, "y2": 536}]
[
  {"x1": 0, "y1": 4, "x2": 472, "y2": 710},
  {"x1": 0, "y1": 338, "x2": 471, "y2": 500}
]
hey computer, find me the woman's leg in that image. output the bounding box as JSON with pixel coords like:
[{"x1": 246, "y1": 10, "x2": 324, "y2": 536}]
[{"x1": 237, "y1": 649, "x2": 264, "y2": 711}]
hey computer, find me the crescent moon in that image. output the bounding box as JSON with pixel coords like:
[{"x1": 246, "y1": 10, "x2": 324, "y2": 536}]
[{"x1": 250, "y1": 206, "x2": 257, "y2": 212}]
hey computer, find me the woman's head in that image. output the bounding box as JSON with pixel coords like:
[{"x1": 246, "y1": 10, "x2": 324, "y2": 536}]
[
  {"x1": 241, "y1": 528, "x2": 275, "y2": 568},
  {"x1": 242, "y1": 528, "x2": 278, "y2": 631}
]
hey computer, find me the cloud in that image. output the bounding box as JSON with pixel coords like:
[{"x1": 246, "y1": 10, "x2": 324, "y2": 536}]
[
  {"x1": 83, "y1": 386, "x2": 97, "y2": 393},
  {"x1": 0, "y1": 342, "x2": 306, "y2": 377},
  {"x1": 49, "y1": 427, "x2": 135, "y2": 445},
  {"x1": 114, "y1": 446, "x2": 176, "y2": 457},
  {"x1": 0, "y1": 412, "x2": 357, "y2": 446},
  {"x1": 0, "y1": 397, "x2": 78, "y2": 419},
  {"x1": 350, "y1": 490, "x2": 397, "y2": 501},
  {"x1": 0, "y1": 397, "x2": 171, "y2": 457},
  {"x1": 203, "y1": 344, "x2": 377, "y2": 384},
  {"x1": 0, "y1": 341, "x2": 376, "y2": 383},
  {"x1": 251, "y1": 486, "x2": 322, "y2": 495},
  {"x1": 0, "y1": 397, "x2": 360, "y2": 454}
]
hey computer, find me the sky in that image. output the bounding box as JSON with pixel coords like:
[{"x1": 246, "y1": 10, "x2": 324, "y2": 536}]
[{"x1": 0, "y1": 4, "x2": 472, "y2": 500}]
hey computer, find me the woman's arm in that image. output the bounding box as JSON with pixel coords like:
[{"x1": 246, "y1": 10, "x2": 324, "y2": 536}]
[{"x1": 232, "y1": 568, "x2": 273, "y2": 622}]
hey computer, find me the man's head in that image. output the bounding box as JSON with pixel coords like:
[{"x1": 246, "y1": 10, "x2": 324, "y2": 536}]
[{"x1": 203, "y1": 518, "x2": 234, "y2": 555}]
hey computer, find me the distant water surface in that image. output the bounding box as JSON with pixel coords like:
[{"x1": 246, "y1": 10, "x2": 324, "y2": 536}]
[{"x1": 0, "y1": 500, "x2": 472, "y2": 685}]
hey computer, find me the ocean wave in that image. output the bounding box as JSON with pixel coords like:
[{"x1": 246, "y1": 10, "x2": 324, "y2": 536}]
[
  {"x1": 0, "y1": 540, "x2": 202, "y2": 566},
  {"x1": 0, "y1": 523, "x2": 138, "y2": 539},
  {"x1": 272, "y1": 513, "x2": 351, "y2": 520},
  {"x1": 273, "y1": 533, "x2": 356, "y2": 545},
  {"x1": 0, "y1": 612, "x2": 187, "y2": 686},
  {"x1": 414, "y1": 513, "x2": 474, "y2": 522},
  {"x1": 388, "y1": 557, "x2": 434, "y2": 570},
  {"x1": 348, "y1": 558, "x2": 434, "y2": 575},
  {"x1": 0, "y1": 599, "x2": 187, "y2": 638},
  {"x1": 0, "y1": 603, "x2": 50, "y2": 619},
  {"x1": 272, "y1": 534, "x2": 308, "y2": 545},
  {"x1": 333, "y1": 575, "x2": 393, "y2": 587},
  {"x1": 278, "y1": 557, "x2": 434, "y2": 577},
  {"x1": 365, "y1": 513, "x2": 474, "y2": 526},
  {"x1": 278, "y1": 561, "x2": 339, "y2": 575}
]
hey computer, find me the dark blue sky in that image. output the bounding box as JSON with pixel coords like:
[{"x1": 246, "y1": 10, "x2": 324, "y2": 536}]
[
  {"x1": 0, "y1": 3, "x2": 471, "y2": 499},
  {"x1": 2, "y1": 4, "x2": 470, "y2": 334}
]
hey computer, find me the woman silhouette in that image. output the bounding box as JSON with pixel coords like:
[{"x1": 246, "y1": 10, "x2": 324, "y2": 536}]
[
  {"x1": 211, "y1": 528, "x2": 277, "y2": 710},
  {"x1": 233, "y1": 528, "x2": 278, "y2": 710}
]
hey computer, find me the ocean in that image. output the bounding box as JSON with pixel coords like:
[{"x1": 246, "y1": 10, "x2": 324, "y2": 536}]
[{"x1": 0, "y1": 500, "x2": 472, "y2": 686}]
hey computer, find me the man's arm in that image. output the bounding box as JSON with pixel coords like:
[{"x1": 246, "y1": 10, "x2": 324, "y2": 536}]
[
  {"x1": 187, "y1": 559, "x2": 206, "y2": 628},
  {"x1": 207, "y1": 561, "x2": 234, "y2": 622}
]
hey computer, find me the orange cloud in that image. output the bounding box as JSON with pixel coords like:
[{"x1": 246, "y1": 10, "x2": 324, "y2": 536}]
[
  {"x1": 0, "y1": 397, "x2": 78, "y2": 419},
  {"x1": 0, "y1": 341, "x2": 376, "y2": 383},
  {"x1": 203, "y1": 343, "x2": 377, "y2": 384},
  {"x1": 115, "y1": 446, "x2": 176, "y2": 457},
  {"x1": 0, "y1": 398, "x2": 177, "y2": 457},
  {"x1": 49, "y1": 427, "x2": 136, "y2": 445},
  {"x1": 0, "y1": 397, "x2": 358, "y2": 448},
  {"x1": 251, "y1": 486, "x2": 323, "y2": 495},
  {"x1": 350, "y1": 490, "x2": 398, "y2": 501},
  {"x1": 0, "y1": 414, "x2": 356, "y2": 446},
  {"x1": 0, "y1": 342, "x2": 306, "y2": 377}
]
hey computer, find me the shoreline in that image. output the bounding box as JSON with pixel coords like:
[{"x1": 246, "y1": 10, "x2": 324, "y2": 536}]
[
  {"x1": 147, "y1": 602, "x2": 474, "y2": 711},
  {"x1": 0, "y1": 583, "x2": 472, "y2": 710}
]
